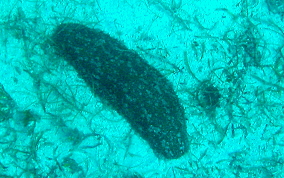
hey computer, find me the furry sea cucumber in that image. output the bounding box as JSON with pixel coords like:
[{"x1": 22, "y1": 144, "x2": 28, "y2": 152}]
[{"x1": 52, "y1": 23, "x2": 188, "y2": 159}]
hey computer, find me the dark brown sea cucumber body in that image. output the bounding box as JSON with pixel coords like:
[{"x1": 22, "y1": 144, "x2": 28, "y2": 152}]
[{"x1": 52, "y1": 23, "x2": 188, "y2": 159}]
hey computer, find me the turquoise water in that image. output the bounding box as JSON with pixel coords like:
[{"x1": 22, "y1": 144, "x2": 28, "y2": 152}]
[{"x1": 0, "y1": 0, "x2": 283, "y2": 177}]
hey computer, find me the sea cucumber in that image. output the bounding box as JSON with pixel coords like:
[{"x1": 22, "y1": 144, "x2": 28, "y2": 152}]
[{"x1": 52, "y1": 23, "x2": 188, "y2": 159}]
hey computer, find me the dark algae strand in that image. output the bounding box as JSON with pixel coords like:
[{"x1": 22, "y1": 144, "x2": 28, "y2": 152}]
[{"x1": 52, "y1": 23, "x2": 188, "y2": 159}]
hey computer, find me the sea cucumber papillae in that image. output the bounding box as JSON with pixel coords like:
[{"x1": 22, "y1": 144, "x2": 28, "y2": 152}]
[{"x1": 52, "y1": 23, "x2": 188, "y2": 159}]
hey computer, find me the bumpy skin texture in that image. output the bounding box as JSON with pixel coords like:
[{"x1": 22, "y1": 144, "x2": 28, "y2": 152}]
[{"x1": 52, "y1": 23, "x2": 188, "y2": 159}]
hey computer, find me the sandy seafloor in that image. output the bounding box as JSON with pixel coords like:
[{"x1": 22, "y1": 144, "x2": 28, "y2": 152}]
[{"x1": 0, "y1": 0, "x2": 284, "y2": 177}]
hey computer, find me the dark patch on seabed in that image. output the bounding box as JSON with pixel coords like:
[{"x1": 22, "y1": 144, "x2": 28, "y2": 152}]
[{"x1": 52, "y1": 23, "x2": 188, "y2": 159}]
